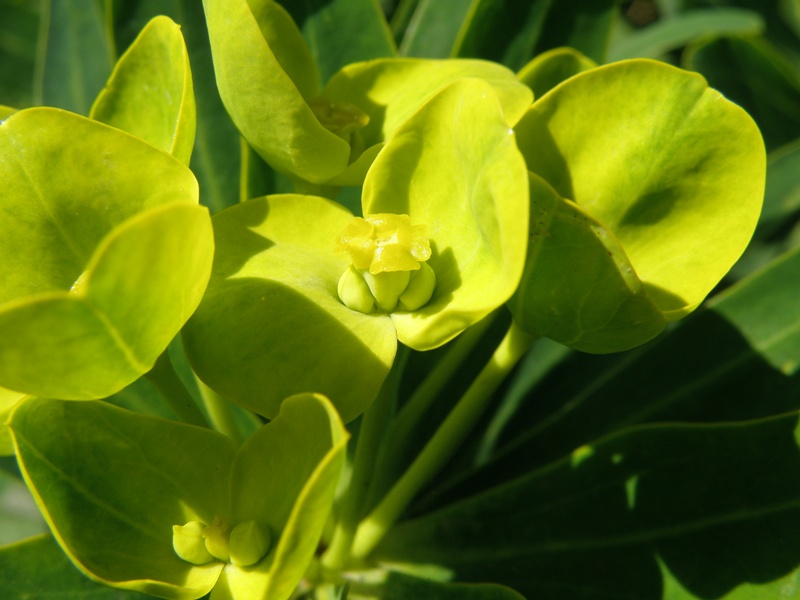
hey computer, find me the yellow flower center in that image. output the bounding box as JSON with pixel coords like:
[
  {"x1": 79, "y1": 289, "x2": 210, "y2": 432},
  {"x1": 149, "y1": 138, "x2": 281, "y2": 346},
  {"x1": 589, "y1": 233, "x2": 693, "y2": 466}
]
[
  {"x1": 335, "y1": 214, "x2": 436, "y2": 314},
  {"x1": 335, "y1": 214, "x2": 431, "y2": 274},
  {"x1": 173, "y1": 515, "x2": 272, "y2": 568}
]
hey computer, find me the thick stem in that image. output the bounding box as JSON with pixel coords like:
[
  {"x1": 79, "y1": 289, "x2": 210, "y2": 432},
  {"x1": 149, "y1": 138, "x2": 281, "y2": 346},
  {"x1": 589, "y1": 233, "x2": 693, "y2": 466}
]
[
  {"x1": 363, "y1": 311, "x2": 498, "y2": 510},
  {"x1": 322, "y1": 352, "x2": 406, "y2": 571},
  {"x1": 146, "y1": 351, "x2": 210, "y2": 429},
  {"x1": 350, "y1": 323, "x2": 536, "y2": 559}
]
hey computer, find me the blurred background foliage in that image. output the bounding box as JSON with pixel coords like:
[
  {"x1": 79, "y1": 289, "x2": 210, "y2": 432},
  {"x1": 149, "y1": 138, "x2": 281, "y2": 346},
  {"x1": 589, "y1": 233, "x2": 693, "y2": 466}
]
[{"x1": 1, "y1": 1, "x2": 800, "y2": 599}]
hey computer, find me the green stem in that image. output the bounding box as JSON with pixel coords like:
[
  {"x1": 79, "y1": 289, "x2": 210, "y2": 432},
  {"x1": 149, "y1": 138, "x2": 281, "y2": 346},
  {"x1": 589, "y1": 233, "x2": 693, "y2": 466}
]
[
  {"x1": 362, "y1": 311, "x2": 498, "y2": 509},
  {"x1": 350, "y1": 322, "x2": 537, "y2": 559},
  {"x1": 322, "y1": 352, "x2": 407, "y2": 571},
  {"x1": 196, "y1": 378, "x2": 248, "y2": 445},
  {"x1": 146, "y1": 351, "x2": 210, "y2": 429}
]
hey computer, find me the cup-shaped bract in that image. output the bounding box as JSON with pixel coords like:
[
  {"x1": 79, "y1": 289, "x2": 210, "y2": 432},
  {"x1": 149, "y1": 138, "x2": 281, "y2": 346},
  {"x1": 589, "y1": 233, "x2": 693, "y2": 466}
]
[
  {"x1": 202, "y1": 0, "x2": 532, "y2": 185},
  {"x1": 516, "y1": 47, "x2": 597, "y2": 98},
  {"x1": 90, "y1": 16, "x2": 196, "y2": 165},
  {"x1": 182, "y1": 78, "x2": 529, "y2": 422},
  {"x1": 510, "y1": 59, "x2": 766, "y2": 353},
  {"x1": 0, "y1": 108, "x2": 214, "y2": 398},
  {"x1": 8, "y1": 394, "x2": 347, "y2": 600}
]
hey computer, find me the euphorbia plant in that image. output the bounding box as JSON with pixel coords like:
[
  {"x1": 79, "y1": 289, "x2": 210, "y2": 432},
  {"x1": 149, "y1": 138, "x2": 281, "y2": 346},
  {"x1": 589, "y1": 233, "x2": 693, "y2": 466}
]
[{"x1": 0, "y1": 2, "x2": 781, "y2": 600}]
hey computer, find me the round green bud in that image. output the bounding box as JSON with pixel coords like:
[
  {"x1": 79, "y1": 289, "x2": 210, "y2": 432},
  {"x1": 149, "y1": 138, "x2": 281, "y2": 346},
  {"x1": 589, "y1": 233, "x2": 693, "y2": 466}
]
[
  {"x1": 398, "y1": 262, "x2": 437, "y2": 311},
  {"x1": 229, "y1": 520, "x2": 272, "y2": 567},
  {"x1": 338, "y1": 265, "x2": 375, "y2": 314},
  {"x1": 363, "y1": 270, "x2": 410, "y2": 313},
  {"x1": 203, "y1": 515, "x2": 231, "y2": 562},
  {"x1": 173, "y1": 521, "x2": 215, "y2": 565}
]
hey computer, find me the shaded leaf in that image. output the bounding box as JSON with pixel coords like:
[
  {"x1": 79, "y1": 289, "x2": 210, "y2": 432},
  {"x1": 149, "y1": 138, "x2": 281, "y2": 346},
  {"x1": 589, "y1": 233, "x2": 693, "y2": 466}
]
[
  {"x1": 454, "y1": 0, "x2": 617, "y2": 69},
  {"x1": 683, "y1": 34, "x2": 800, "y2": 151},
  {"x1": 182, "y1": 193, "x2": 398, "y2": 423},
  {"x1": 452, "y1": 244, "x2": 800, "y2": 497},
  {"x1": 35, "y1": 0, "x2": 113, "y2": 113},
  {"x1": 283, "y1": 0, "x2": 396, "y2": 85},
  {"x1": 0, "y1": 0, "x2": 38, "y2": 108},
  {"x1": 0, "y1": 534, "x2": 152, "y2": 599},
  {"x1": 516, "y1": 46, "x2": 596, "y2": 98},
  {"x1": 609, "y1": 8, "x2": 764, "y2": 61},
  {"x1": 381, "y1": 570, "x2": 525, "y2": 599},
  {"x1": 397, "y1": 0, "x2": 472, "y2": 58},
  {"x1": 380, "y1": 414, "x2": 800, "y2": 600}
]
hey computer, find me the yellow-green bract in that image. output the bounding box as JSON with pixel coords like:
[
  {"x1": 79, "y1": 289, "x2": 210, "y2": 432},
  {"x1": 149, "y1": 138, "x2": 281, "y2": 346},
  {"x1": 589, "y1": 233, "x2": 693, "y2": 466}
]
[
  {"x1": 202, "y1": 0, "x2": 532, "y2": 186},
  {"x1": 510, "y1": 59, "x2": 766, "y2": 353},
  {"x1": 0, "y1": 108, "x2": 213, "y2": 399},
  {"x1": 8, "y1": 393, "x2": 348, "y2": 600},
  {"x1": 182, "y1": 79, "x2": 530, "y2": 422}
]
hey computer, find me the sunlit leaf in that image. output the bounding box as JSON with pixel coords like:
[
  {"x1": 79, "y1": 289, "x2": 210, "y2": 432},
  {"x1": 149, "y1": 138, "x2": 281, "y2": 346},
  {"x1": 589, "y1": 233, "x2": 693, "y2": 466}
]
[
  {"x1": 511, "y1": 59, "x2": 765, "y2": 352},
  {"x1": 91, "y1": 16, "x2": 196, "y2": 165},
  {"x1": 0, "y1": 108, "x2": 213, "y2": 399}
]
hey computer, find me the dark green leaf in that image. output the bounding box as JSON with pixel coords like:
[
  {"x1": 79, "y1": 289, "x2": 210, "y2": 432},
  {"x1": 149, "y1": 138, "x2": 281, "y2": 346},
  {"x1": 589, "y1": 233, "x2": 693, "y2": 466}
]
[
  {"x1": 381, "y1": 570, "x2": 525, "y2": 599},
  {"x1": 454, "y1": 0, "x2": 553, "y2": 70},
  {"x1": 609, "y1": 8, "x2": 764, "y2": 61},
  {"x1": 0, "y1": 472, "x2": 46, "y2": 546},
  {"x1": 0, "y1": 0, "x2": 39, "y2": 108},
  {"x1": 455, "y1": 0, "x2": 618, "y2": 69},
  {"x1": 380, "y1": 414, "x2": 800, "y2": 600},
  {"x1": 35, "y1": 0, "x2": 113, "y2": 113},
  {"x1": 397, "y1": 0, "x2": 472, "y2": 58},
  {"x1": 282, "y1": 0, "x2": 396, "y2": 85},
  {"x1": 684, "y1": 35, "x2": 800, "y2": 151},
  {"x1": 760, "y1": 140, "x2": 800, "y2": 232},
  {"x1": 429, "y1": 244, "x2": 800, "y2": 504}
]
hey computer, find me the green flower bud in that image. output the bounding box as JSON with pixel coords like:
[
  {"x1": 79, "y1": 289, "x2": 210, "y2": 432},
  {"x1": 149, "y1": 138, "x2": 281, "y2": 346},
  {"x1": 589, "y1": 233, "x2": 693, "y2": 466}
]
[
  {"x1": 335, "y1": 214, "x2": 436, "y2": 314},
  {"x1": 172, "y1": 521, "x2": 215, "y2": 565},
  {"x1": 202, "y1": 515, "x2": 231, "y2": 562},
  {"x1": 363, "y1": 270, "x2": 410, "y2": 313},
  {"x1": 229, "y1": 520, "x2": 272, "y2": 567},
  {"x1": 398, "y1": 262, "x2": 437, "y2": 311},
  {"x1": 337, "y1": 265, "x2": 375, "y2": 314}
]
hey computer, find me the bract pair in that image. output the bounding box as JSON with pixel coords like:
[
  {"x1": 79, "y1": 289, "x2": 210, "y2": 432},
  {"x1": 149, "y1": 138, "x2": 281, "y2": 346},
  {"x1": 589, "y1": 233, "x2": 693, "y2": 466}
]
[
  {"x1": 0, "y1": 16, "x2": 207, "y2": 401},
  {"x1": 9, "y1": 393, "x2": 347, "y2": 600},
  {"x1": 183, "y1": 77, "x2": 531, "y2": 422},
  {"x1": 202, "y1": 0, "x2": 533, "y2": 186},
  {"x1": 509, "y1": 58, "x2": 766, "y2": 353}
]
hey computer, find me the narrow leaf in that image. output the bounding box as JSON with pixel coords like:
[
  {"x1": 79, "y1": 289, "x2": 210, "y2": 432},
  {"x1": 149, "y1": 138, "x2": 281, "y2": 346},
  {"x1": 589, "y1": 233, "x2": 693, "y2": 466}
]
[
  {"x1": 397, "y1": 0, "x2": 472, "y2": 58},
  {"x1": 609, "y1": 8, "x2": 764, "y2": 61},
  {"x1": 35, "y1": 0, "x2": 113, "y2": 113},
  {"x1": 683, "y1": 34, "x2": 800, "y2": 151},
  {"x1": 282, "y1": 0, "x2": 396, "y2": 84}
]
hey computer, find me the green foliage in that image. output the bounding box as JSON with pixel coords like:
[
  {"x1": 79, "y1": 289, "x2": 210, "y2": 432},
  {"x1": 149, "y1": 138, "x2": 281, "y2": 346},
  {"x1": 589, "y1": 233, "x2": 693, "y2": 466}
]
[{"x1": 0, "y1": 1, "x2": 797, "y2": 599}]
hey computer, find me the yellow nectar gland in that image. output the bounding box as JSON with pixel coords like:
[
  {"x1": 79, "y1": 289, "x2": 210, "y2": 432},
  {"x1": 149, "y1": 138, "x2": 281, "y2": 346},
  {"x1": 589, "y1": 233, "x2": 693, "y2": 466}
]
[{"x1": 335, "y1": 214, "x2": 436, "y2": 314}]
